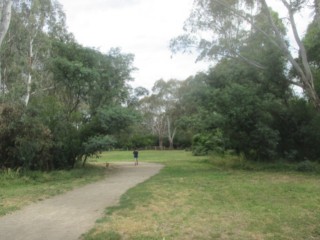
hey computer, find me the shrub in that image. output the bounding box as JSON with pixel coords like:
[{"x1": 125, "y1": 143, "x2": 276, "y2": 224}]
[
  {"x1": 0, "y1": 103, "x2": 54, "y2": 171},
  {"x1": 296, "y1": 160, "x2": 318, "y2": 173},
  {"x1": 192, "y1": 129, "x2": 225, "y2": 156}
]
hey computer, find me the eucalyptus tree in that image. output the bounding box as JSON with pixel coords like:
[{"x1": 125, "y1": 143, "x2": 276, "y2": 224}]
[
  {"x1": 0, "y1": 0, "x2": 12, "y2": 48},
  {"x1": 126, "y1": 86, "x2": 149, "y2": 108},
  {"x1": 0, "y1": 0, "x2": 12, "y2": 93},
  {"x1": 139, "y1": 92, "x2": 167, "y2": 149},
  {"x1": 138, "y1": 79, "x2": 183, "y2": 149},
  {"x1": 171, "y1": 0, "x2": 320, "y2": 110},
  {"x1": 172, "y1": 9, "x2": 293, "y2": 158},
  {"x1": 153, "y1": 79, "x2": 182, "y2": 149},
  {"x1": 1, "y1": 0, "x2": 67, "y2": 105},
  {"x1": 87, "y1": 47, "x2": 135, "y2": 113},
  {"x1": 303, "y1": 13, "x2": 320, "y2": 96},
  {"x1": 0, "y1": 0, "x2": 138, "y2": 170}
]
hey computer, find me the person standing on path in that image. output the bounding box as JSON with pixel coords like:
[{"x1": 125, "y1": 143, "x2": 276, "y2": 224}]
[{"x1": 133, "y1": 149, "x2": 139, "y2": 166}]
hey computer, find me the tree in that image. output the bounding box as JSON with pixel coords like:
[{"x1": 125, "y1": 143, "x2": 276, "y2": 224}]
[
  {"x1": 138, "y1": 79, "x2": 183, "y2": 149},
  {"x1": 303, "y1": 15, "x2": 320, "y2": 96},
  {"x1": 139, "y1": 93, "x2": 167, "y2": 149},
  {"x1": 0, "y1": 0, "x2": 69, "y2": 104},
  {"x1": 126, "y1": 86, "x2": 149, "y2": 108},
  {"x1": 49, "y1": 41, "x2": 137, "y2": 167},
  {"x1": 0, "y1": 0, "x2": 141, "y2": 170},
  {"x1": 0, "y1": 0, "x2": 12, "y2": 47},
  {"x1": 0, "y1": 0, "x2": 12, "y2": 93},
  {"x1": 152, "y1": 79, "x2": 182, "y2": 149},
  {"x1": 171, "y1": 0, "x2": 320, "y2": 110},
  {"x1": 174, "y1": 25, "x2": 292, "y2": 158},
  {"x1": 50, "y1": 41, "x2": 100, "y2": 116}
]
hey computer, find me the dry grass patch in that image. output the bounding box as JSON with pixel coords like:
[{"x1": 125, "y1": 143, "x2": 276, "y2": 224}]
[{"x1": 83, "y1": 151, "x2": 320, "y2": 240}]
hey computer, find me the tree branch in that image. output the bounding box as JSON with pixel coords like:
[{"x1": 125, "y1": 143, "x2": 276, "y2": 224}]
[
  {"x1": 212, "y1": 0, "x2": 283, "y2": 51},
  {"x1": 260, "y1": 0, "x2": 308, "y2": 82},
  {"x1": 281, "y1": 0, "x2": 314, "y2": 88}
]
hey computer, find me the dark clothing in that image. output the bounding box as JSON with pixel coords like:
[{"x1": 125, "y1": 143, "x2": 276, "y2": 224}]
[{"x1": 133, "y1": 150, "x2": 139, "y2": 166}]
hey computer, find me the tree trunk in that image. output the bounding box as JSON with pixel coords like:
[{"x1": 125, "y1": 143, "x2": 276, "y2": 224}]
[
  {"x1": 25, "y1": 73, "x2": 32, "y2": 105},
  {"x1": 0, "y1": 0, "x2": 12, "y2": 47},
  {"x1": 159, "y1": 137, "x2": 163, "y2": 150},
  {"x1": 25, "y1": 38, "x2": 35, "y2": 106},
  {"x1": 169, "y1": 140, "x2": 174, "y2": 150},
  {"x1": 82, "y1": 155, "x2": 88, "y2": 167},
  {"x1": 167, "y1": 117, "x2": 176, "y2": 150},
  {"x1": 315, "y1": 0, "x2": 320, "y2": 23}
]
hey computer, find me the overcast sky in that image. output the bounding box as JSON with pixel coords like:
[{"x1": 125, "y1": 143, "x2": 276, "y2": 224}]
[
  {"x1": 58, "y1": 0, "x2": 210, "y2": 90},
  {"x1": 58, "y1": 0, "x2": 312, "y2": 90}
]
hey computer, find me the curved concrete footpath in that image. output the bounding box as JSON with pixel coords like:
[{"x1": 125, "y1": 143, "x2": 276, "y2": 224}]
[{"x1": 0, "y1": 162, "x2": 163, "y2": 240}]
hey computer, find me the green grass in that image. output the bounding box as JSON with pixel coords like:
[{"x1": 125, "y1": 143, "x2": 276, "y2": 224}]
[
  {"x1": 84, "y1": 150, "x2": 320, "y2": 240},
  {"x1": 0, "y1": 164, "x2": 107, "y2": 216}
]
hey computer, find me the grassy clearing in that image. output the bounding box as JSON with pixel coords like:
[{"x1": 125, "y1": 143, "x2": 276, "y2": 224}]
[
  {"x1": 84, "y1": 150, "x2": 320, "y2": 240},
  {"x1": 0, "y1": 164, "x2": 106, "y2": 216}
]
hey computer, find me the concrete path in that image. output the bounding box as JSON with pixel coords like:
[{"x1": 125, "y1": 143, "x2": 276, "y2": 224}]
[{"x1": 0, "y1": 162, "x2": 163, "y2": 240}]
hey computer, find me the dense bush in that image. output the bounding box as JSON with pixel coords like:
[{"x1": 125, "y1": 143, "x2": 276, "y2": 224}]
[
  {"x1": 192, "y1": 130, "x2": 225, "y2": 156},
  {"x1": 0, "y1": 103, "x2": 53, "y2": 170},
  {"x1": 0, "y1": 100, "x2": 135, "y2": 171},
  {"x1": 296, "y1": 160, "x2": 319, "y2": 173},
  {"x1": 275, "y1": 99, "x2": 320, "y2": 161}
]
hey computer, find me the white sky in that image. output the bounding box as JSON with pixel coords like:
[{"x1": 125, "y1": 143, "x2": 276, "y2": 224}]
[
  {"x1": 58, "y1": 0, "x2": 210, "y2": 90},
  {"x1": 58, "y1": 0, "x2": 312, "y2": 90}
]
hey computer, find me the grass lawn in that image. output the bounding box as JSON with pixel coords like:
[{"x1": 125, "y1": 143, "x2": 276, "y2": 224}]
[
  {"x1": 84, "y1": 150, "x2": 320, "y2": 240},
  {"x1": 0, "y1": 164, "x2": 106, "y2": 216}
]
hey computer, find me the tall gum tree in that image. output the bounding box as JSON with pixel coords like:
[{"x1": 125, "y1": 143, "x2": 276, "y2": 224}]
[
  {"x1": 11, "y1": 0, "x2": 66, "y2": 105},
  {"x1": 171, "y1": 0, "x2": 320, "y2": 110},
  {"x1": 0, "y1": 0, "x2": 12, "y2": 47},
  {"x1": 0, "y1": 0, "x2": 12, "y2": 92},
  {"x1": 139, "y1": 79, "x2": 182, "y2": 149}
]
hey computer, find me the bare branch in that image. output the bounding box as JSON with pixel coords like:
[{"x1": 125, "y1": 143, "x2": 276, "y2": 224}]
[{"x1": 281, "y1": 0, "x2": 314, "y2": 87}]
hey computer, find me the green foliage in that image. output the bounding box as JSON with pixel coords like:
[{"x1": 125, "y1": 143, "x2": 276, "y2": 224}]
[
  {"x1": 212, "y1": 80, "x2": 281, "y2": 160},
  {"x1": 15, "y1": 117, "x2": 53, "y2": 171},
  {"x1": 1, "y1": 0, "x2": 320, "y2": 171},
  {"x1": 304, "y1": 20, "x2": 320, "y2": 67},
  {"x1": 303, "y1": 19, "x2": 320, "y2": 97},
  {"x1": 0, "y1": 103, "x2": 53, "y2": 170},
  {"x1": 0, "y1": 17, "x2": 136, "y2": 170},
  {"x1": 192, "y1": 129, "x2": 225, "y2": 156},
  {"x1": 275, "y1": 99, "x2": 320, "y2": 161},
  {"x1": 296, "y1": 160, "x2": 319, "y2": 173},
  {"x1": 167, "y1": 0, "x2": 320, "y2": 162},
  {"x1": 51, "y1": 120, "x2": 81, "y2": 169},
  {"x1": 0, "y1": 103, "x2": 25, "y2": 168},
  {"x1": 83, "y1": 135, "x2": 116, "y2": 160},
  {"x1": 95, "y1": 106, "x2": 138, "y2": 134},
  {"x1": 0, "y1": 44, "x2": 136, "y2": 171}
]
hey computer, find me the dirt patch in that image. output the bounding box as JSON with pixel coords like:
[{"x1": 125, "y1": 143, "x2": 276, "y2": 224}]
[{"x1": 0, "y1": 162, "x2": 163, "y2": 240}]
